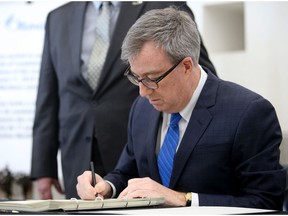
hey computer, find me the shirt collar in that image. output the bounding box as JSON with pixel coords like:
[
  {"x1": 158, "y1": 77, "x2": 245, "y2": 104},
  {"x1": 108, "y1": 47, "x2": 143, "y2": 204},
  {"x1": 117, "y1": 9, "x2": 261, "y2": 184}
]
[
  {"x1": 92, "y1": 1, "x2": 120, "y2": 10},
  {"x1": 179, "y1": 66, "x2": 208, "y2": 123}
]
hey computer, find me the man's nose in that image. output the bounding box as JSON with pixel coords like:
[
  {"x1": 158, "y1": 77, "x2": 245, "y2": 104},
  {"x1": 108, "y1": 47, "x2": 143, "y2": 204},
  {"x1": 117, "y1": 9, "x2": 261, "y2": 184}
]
[{"x1": 139, "y1": 82, "x2": 153, "y2": 97}]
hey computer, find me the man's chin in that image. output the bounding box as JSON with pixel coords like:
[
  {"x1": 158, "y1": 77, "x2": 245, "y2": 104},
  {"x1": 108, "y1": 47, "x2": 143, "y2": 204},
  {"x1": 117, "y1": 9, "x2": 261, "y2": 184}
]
[{"x1": 150, "y1": 104, "x2": 164, "y2": 112}]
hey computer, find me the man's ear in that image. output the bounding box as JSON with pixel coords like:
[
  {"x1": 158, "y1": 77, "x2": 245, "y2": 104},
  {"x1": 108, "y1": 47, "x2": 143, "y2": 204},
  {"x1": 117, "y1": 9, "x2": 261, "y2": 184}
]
[{"x1": 182, "y1": 57, "x2": 193, "y2": 74}]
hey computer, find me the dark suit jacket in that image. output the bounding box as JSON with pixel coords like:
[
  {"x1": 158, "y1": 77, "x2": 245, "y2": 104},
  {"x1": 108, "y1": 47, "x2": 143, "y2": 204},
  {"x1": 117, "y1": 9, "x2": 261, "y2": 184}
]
[
  {"x1": 105, "y1": 71, "x2": 286, "y2": 210},
  {"x1": 30, "y1": 1, "x2": 217, "y2": 198}
]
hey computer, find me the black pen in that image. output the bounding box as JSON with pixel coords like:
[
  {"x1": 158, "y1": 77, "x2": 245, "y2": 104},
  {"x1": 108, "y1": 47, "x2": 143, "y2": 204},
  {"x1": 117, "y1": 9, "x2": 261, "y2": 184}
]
[
  {"x1": 90, "y1": 161, "x2": 96, "y2": 187},
  {"x1": 90, "y1": 161, "x2": 98, "y2": 197}
]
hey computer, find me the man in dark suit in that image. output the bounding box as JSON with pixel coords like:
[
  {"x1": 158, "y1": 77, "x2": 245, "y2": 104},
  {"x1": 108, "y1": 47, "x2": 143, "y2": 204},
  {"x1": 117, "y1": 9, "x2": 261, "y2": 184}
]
[
  {"x1": 76, "y1": 7, "x2": 285, "y2": 210},
  {"x1": 30, "y1": 2, "x2": 217, "y2": 199}
]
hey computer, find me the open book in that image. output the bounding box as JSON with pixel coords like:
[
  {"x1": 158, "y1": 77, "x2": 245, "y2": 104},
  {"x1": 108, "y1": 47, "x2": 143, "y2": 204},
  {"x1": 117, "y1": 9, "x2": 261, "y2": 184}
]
[{"x1": 0, "y1": 197, "x2": 165, "y2": 212}]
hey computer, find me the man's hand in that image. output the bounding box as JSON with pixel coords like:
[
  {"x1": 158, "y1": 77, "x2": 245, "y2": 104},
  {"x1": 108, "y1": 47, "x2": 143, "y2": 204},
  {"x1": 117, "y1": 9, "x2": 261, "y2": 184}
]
[
  {"x1": 118, "y1": 177, "x2": 186, "y2": 206},
  {"x1": 76, "y1": 171, "x2": 112, "y2": 200},
  {"x1": 36, "y1": 177, "x2": 64, "y2": 199}
]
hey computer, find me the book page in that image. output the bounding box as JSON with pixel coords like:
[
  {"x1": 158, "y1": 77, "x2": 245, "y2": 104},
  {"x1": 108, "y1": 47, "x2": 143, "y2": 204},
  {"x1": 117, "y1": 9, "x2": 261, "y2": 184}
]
[{"x1": 0, "y1": 197, "x2": 165, "y2": 212}]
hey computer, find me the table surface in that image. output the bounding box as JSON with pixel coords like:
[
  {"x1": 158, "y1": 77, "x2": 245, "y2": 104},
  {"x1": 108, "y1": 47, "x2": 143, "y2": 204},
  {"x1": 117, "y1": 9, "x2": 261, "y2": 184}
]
[{"x1": 73, "y1": 206, "x2": 279, "y2": 215}]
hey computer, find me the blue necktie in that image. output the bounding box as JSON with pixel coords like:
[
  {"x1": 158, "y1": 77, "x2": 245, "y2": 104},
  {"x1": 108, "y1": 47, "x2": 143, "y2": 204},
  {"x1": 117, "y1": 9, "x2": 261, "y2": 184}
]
[{"x1": 158, "y1": 113, "x2": 182, "y2": 187}]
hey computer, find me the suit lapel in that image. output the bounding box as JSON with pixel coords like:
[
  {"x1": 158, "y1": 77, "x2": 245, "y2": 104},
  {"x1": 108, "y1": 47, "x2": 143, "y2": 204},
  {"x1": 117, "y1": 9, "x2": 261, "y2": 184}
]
[
  {"x1": 68, "y1": 2, "x2": 93, "y2": 97},
  {"x1": 170, "y1": 72, "x2": 219, "y2": 188},
  {"x1": 145, "y1": 110, "x2": 163, "y2": 183},
  {"x1": 95, "y1": 2, "x2": 145, "y2": 96}
]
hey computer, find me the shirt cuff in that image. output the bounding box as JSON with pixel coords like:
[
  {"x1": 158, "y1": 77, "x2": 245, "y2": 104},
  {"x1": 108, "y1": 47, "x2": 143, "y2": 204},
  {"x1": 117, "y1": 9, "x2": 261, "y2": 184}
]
[
  {"x1": 105, "y1": 180, "x2": 116, "y2": 198},
  {"x1": 191, "y1": 193, "x2": 199, "y2": 206}
]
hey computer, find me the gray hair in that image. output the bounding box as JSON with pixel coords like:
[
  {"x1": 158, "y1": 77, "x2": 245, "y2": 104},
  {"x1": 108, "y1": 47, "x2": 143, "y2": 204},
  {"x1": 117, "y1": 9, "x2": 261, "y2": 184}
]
[{"x1": 121, "y1": 7, "x2": 200, "y2": 65}]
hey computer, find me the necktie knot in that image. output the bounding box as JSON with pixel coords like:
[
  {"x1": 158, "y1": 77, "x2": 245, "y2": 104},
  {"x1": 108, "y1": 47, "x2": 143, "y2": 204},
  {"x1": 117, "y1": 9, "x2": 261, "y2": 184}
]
[
  {"x1": 100, "y1": 1, "x2": 110, "y2": 13},
  {"x1": 101, "y1": 1, "x2": 110, "y2": 6},
  {"x1": 170, "y1": 113, "x2": 181, "y2": 126}
]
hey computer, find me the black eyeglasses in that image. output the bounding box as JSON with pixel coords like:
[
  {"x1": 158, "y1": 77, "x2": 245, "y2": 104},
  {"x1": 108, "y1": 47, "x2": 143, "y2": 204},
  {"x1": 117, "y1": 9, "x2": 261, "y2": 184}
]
[{"x1": 124, "y1": 59, "x2": 183, "y2": 90}]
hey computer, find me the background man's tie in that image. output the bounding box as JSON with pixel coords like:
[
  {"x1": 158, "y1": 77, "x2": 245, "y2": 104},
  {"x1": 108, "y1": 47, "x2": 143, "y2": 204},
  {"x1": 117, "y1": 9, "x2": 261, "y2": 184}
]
[
  {"x1": 158, "y1": 113, "x2": 182, "y2": 187},
  {"x1": 87, "y1": 2, "x2": 110, "y2": 90}
]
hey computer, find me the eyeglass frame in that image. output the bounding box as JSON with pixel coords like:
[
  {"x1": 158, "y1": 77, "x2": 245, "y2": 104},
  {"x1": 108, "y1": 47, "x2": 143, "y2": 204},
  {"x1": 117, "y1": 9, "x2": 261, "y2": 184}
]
[{"x1": 124, "y1": 58, "x2": 184, "y2": 90}]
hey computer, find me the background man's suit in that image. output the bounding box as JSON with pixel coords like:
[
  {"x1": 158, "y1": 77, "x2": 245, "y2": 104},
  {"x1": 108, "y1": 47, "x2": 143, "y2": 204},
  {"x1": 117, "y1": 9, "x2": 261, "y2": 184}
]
[
  {"x1": 30, "y1": 1, "x2": 217, "y2": 199},
  {"x1": 105, "y1": 71, "x2": 285, "y2": 210}
]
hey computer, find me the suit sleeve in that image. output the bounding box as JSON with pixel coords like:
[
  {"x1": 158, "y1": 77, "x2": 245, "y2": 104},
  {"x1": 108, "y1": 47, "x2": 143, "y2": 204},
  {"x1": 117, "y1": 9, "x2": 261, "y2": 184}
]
[
  {"x1": 103, "y1": 97, "x2": 142, "y2": 196},
  {"x1": 198, "y1": 97, "x2": 286, "y2": 210},
  {"x1": 30, "y1": 13, "x2": 59, "y2": 180}
]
